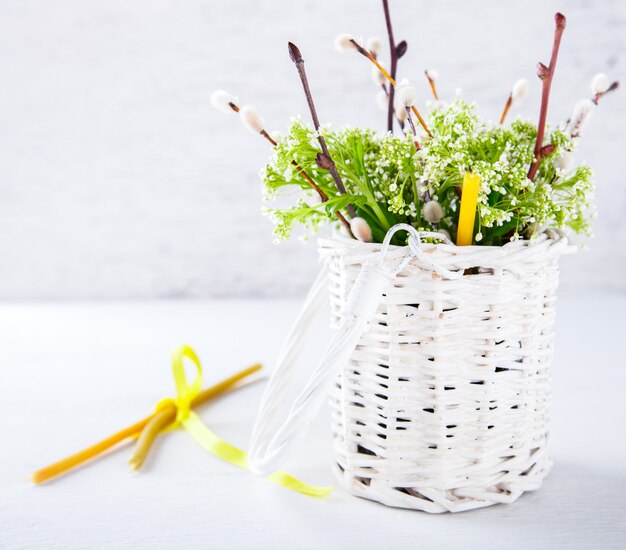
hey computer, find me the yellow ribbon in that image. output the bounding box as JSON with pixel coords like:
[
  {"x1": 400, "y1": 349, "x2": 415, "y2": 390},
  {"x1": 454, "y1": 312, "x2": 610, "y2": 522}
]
[{"x1": 165, "y1": 345, "x2": 332, "y2": 497}]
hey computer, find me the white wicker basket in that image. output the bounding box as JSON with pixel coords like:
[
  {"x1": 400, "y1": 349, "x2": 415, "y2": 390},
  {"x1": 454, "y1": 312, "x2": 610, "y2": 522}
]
[{"x1": 318, "y1": 233, "x2": 570, "y2": 512}]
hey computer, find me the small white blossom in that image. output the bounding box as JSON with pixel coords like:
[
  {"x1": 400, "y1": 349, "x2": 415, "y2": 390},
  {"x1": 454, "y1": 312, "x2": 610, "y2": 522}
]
[
  {"x1": 475, "y1": 232, "x2": 483, "y2": 242},
  {"x1": 210, "y1": 90, "x2": 237, "y2": 113},
  {"x1": 350, "y1": 217, "x2": 373, "y2": 242},
  {"x1": 239, "y1": 105, "x2": 265, "y2": 134},
  {"x1": 590, "y1": 73, "x2": 610, "y2": 95}
]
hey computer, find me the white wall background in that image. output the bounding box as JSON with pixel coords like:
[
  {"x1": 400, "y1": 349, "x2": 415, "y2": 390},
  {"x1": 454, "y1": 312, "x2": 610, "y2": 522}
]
[{"x1": 1, "y1": 0, "x2": 624, "y2": 298}]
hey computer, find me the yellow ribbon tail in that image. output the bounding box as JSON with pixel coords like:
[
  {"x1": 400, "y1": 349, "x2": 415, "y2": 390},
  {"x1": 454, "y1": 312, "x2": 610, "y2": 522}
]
[{"x1": 183, "y1": 411, "x2": 332, "y2": 497}]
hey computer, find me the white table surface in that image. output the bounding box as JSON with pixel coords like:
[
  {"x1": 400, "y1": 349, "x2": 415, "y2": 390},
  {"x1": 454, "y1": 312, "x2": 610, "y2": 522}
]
[{"x1": 1, "y1": 294, "x2": 625, "y2": 549}]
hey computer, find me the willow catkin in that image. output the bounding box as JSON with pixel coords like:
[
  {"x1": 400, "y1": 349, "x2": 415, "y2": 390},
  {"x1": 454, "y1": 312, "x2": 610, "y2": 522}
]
[{"x1": 239, "y1": 106, "x2": 265, "y2": 134}]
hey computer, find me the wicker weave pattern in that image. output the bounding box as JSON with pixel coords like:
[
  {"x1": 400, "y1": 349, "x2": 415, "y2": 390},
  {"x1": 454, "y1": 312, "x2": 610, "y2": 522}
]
[{"x1": 319, "y1": 234, "x2": 568, "y2": 513}]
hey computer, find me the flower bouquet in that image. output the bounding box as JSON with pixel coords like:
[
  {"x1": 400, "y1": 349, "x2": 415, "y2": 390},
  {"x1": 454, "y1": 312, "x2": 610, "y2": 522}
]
[{"x1": 213, "y1": 2, "x2": 617, "y2": 512}]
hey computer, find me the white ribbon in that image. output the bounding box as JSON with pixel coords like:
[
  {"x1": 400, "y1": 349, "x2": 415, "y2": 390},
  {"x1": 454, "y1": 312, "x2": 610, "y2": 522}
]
[{"x1": 248, "y1": 224, "x2": 460, "y2": 476}]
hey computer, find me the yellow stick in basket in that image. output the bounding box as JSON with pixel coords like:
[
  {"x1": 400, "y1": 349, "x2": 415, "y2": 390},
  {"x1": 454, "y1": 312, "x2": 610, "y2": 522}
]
[{"x1": 456, "y1": 173, "x2": 480, "y2": 246}]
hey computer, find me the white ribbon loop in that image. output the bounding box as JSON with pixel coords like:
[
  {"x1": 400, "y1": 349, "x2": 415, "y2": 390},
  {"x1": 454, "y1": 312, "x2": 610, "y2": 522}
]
[{"x1": 248, "y1": 224, "x2": 460, "y2": 476}]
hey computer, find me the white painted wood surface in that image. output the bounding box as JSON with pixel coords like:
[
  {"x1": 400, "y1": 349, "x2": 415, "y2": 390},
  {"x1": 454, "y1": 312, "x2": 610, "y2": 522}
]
[
  {"x1": 0, "y1": 0, "x2": 625, "y2": 298},
  {"x1": 1, "y1": 295, "x2": 625, "y2": 549}
]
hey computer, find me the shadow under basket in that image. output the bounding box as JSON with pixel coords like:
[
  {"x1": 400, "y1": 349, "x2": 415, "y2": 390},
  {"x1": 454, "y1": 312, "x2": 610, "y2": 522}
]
[{"x1": 318, "y1": 233, "x2": 571, "y2": 513}]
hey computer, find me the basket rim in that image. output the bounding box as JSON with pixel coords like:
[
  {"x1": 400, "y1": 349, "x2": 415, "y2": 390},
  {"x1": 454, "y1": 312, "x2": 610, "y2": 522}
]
[
  {"x1": 319, "y1": 231, "x2": 566, "y2": 253},
  {"x1": 318, "y1": 231, "x2": 574, "y2": 272}
]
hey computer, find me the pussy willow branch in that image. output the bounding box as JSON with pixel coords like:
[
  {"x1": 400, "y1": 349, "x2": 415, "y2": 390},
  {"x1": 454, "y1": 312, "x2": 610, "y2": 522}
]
[
  {"x1": 225, "y1": 102, "x2": 352, "y2": 233},
  {"x1": 350, "y1": 39, "x2": 432, "y2": 137},
  {"x1": 593, "y1": 81, "x2": 619, "y2": 105},
  {"x1": 528, "y1": 13, "x2": 566, "y2": 181},
  {"x1": 288, "y1": 42, "x2": 356, "y2": 219},
  {"x1": 404, "y1": 107, "x2": 420, "y2": 150},
  {"x1": 382, "y1": 0, "x2": 397, "y2": 132},
  {"x1": 425, "y1": 71, "x2": 439, "y2": 100},
  {"x1": 499, "y1": 94, "x2": 513, "y2": 125}
]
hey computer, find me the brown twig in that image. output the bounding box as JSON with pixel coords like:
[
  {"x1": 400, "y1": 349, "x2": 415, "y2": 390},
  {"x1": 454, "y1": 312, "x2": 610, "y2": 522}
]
[
  {"x1": 259, "y1": 128, "x2": 276, "y2": 146},
  {"x1": 527, "y1": 13, "x2": 566, "y2": 181},
  {"x1": 349, "y1": 39, "x2": 433, "y2": 137},
  {"x1": 382, "y1": 0, "x2": 398, "y2": 132},
  {"x1": 288, "y1": 42, "x2": 356, "y2": 219},
  {"x1": 499, "y1": 94, "x2": 513, "y2": 125}
]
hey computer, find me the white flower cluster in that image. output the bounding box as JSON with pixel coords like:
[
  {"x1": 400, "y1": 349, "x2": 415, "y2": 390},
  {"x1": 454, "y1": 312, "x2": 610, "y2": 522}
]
[{"x1": 260, "y1": 96, "x2": 595, "y2": 244}]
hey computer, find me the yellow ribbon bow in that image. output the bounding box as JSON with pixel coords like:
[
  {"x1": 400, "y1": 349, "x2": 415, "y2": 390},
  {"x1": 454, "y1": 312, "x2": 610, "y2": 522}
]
[
  {"x1": 161, "y1": 345, "x2": 332, "y2": 496},
  {"x1": 33, "y1": 345, "x2": 332, "y2": 498}
]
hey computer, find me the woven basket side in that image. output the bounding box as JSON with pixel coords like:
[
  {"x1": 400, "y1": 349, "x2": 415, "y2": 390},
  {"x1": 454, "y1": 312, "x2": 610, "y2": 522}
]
[{"x1": 322, "y1": 236, "x2": 564, "y2": 512}]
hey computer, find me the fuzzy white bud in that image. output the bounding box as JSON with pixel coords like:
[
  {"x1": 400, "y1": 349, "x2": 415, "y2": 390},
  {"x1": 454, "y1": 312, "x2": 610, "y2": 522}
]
[
  {"x1": 210, "y1": 90, "x2": 237, "y2": 114},
  {"x1": 422, "y1": 201, "x2": 444, "y2": 224},
  {"x1": 371, "y1": 66, "x2": 386, "y2": 86},
  {"x1": 590, "y1": 73, "x2": 610, "y2": 95},
  {"x1": 366, "y1": 37, "x2": 382, "y2": 56},
  {"x1": 567, "y1": 99, "x2": 595, "y2": 138},
  {"x1": 376, "y1": 90, "x2": 389, "y2": 111},
  {"x1": 239, "y1": 105, "x2": 265, "y2": 134},
  {"x1": 395, "y1": 85, "x2": 418, "y2": 107},
  {"x1": 425, "y1": 69, "x2": 439, "y2": 82},
  {"x1": 334, "y1": 33, "x2": 359, "y2": 53},
  {"x1": 511, "y1": 79, "x2": 528, "y2": 105},
  {"x1": 350, "y1": 217, "x2": 373, "y2": 243},
  {"x1": 394, "y1": 104, "x2": 409, "y2": 122},
  {"x1": 553, "y1": 151, "x2": 574, "y2": 172}
]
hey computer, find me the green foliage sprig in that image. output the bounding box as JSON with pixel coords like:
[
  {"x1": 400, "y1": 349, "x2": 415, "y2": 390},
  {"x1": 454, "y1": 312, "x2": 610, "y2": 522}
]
[{"x1": 262, "y1": 97, "x2": 595, "y2": 246}]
